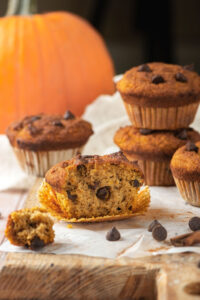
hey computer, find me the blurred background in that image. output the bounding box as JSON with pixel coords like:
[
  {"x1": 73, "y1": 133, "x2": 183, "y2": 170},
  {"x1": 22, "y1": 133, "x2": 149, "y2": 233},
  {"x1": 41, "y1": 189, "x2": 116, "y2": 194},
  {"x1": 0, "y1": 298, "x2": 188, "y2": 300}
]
[{"x1": 1, "y1": 0, "x2": 199, "y2": 74}]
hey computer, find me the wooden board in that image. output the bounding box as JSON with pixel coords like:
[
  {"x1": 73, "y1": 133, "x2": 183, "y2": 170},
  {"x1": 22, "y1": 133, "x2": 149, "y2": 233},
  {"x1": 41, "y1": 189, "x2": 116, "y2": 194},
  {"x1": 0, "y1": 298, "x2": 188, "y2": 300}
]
[{"x1": 1, "y1": 178, "x2": 200, "y2": 300}]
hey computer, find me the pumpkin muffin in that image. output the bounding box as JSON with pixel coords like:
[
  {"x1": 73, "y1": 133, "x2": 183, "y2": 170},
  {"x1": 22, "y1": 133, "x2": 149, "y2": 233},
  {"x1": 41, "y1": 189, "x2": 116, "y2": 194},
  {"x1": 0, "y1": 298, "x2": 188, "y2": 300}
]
[
  {"x1": 38, "y1": 152, "x2": 150, "y2": 222},
  {"x1": 117, "y1": 62, "x2": 200, "y2": 130},
  {"x1": 171, "y1": 141, "x2": 200, "y2": 207},
  {"x1": 6, "y1": 111, "x2": 93, "y2": 177},
  {"x1": 114, "y1": 126, "x2": 200, "y2": 186},
  {"x1": 5, "y1": 207, "x2": 55, "y2": 250}
]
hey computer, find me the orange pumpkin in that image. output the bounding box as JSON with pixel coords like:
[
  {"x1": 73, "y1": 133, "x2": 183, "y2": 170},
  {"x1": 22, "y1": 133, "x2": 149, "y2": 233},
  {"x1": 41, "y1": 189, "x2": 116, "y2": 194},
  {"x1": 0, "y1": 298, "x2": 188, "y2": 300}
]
[{"x1": 0, "y1": 0, "x2": 115, "y2": 132}]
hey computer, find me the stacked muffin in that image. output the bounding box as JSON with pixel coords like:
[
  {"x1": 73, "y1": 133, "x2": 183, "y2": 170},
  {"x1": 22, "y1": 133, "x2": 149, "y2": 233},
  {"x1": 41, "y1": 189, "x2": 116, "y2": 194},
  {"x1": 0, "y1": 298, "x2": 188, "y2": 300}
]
[{"x1": 114, "y1": 62, "x2": 200, "y2": 186}]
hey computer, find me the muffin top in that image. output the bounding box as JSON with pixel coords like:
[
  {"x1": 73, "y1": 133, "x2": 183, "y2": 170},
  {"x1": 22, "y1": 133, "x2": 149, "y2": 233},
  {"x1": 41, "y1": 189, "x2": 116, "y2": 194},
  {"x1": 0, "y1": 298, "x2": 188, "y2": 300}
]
[
  {"x1": 117, "y1": 62, "x2": 200, "y2": 107},
  {"x1": 114, "y1": 126, "x2": 200, "y2": 161},
  {"x1": 45, "y1": 151, "x2": 143, "y2": 190},
  {"x1": 6, "y1": 112, "x2": 93, "y2": 151},
  {"x1": 171, "y1": 141, "x2": 200, "y2": 181}
]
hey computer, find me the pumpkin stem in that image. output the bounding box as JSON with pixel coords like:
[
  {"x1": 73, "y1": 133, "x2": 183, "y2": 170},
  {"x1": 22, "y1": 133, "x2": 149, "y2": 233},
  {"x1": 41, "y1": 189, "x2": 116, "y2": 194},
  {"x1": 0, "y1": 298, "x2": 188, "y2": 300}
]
[{"x1": 6, "y1": 0, "x2": 37, "y2": 16}]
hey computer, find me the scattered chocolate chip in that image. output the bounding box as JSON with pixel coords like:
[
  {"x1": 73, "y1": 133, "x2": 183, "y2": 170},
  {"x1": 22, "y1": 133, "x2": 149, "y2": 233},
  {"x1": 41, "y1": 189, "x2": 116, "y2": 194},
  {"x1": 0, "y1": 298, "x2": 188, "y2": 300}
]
[
  {"x1": 77, "y1": 164, "x2": 87, "y2": 176},
  {"x1": 183, "y1": 64, "x2": 194, "y2": 71},
  {"x1": 139, "y1": 128, "x2": 153, "y2": 135},
  {"x1": 13, "y1": 121, "x2": 23, "y2": 131},
  {"x1": 30, "y1": 115, "x2": 41, "y2": 122},
  {"x1": 106, "y1": 227, "x2": 121, "y2": 241},
  {"x1": 148, "y1": 220, "x2": 161, "y2": 232},
  {"x1": 117, "y1": 207, "x2": 121, "y2": 211},
  {"x1": 27, "y1": 124, "x2": 40, "y2": 136},
  {"x1": 152, "y1": 225, "x2": 167, "y2": 241},
  {"x1": 63, "y1": 110, "x2": 75, "y2": 120},
  {"x1": 52, "y1": 120, "x2": 64, "y2": 127},
  {"x1": 67, "y1": 190, "x2": 77, "y2": 202},
  {"x1": 189, "y1": 217, "x2": 200, "y2": 231},
  {"x1": 96, "y1": 186, "x2": 111, "y2": 201},
  {"x1": 175, "y1": 72, "x2": 187, "y2": 83},
  {"x1": 152, "y1": 75, "x2": 165, "y2": 84},
  {"x1": 30, "y1": 236, "x2": 45, "y2": 250},
  {"x1": 186, "y1": 141, "x2": 198, "y2": 153},
  {"x1": 175, "y1": 129, "x2": 188, "y2": 140},
  {"x1": 130, "y1": 179, "x2": 140, "y2": 187},
  {"x1": 138, "y1": 64, "x2": 152, "y2": 72},
  {"x1": 171, "y1": 231, "x2": 200, "y2": 247}
]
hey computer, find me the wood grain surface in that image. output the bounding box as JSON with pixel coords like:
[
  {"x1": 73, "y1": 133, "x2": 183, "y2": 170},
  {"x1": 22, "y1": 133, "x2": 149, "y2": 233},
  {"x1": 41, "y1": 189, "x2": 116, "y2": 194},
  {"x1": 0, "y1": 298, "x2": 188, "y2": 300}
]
[{"x1": 0, "y1": 178, "x2": 200, "y2": 300}]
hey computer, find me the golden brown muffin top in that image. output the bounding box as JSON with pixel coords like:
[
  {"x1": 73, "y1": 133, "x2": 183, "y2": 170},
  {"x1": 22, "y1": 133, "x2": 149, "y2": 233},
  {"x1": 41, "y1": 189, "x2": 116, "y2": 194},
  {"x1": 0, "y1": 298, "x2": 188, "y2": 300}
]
[
  {"x1": 45, "y1": 151, "x2": 143, "y2": 190},
  {"x1": 171, "y1": 141, "x2": 200, "y2": 181},
  {"x1": 117, "y1": 62, "x2": 200, "y2": 107},
  {"x1": 114, "y1": 126, "x2": 200, "y2": 161},
  {"x1": 6, "y1": 112, "x2": 93, "y2": 151}
]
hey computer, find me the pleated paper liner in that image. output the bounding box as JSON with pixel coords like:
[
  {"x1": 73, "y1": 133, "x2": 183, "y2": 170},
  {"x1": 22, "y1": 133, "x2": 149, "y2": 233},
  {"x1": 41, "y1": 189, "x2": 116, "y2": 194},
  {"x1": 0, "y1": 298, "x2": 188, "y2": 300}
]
[
  {"x1": 174, "y1": 178, "x2": 200, "y2": 207},
  {"x1": 13, "y1": 147, "x2": 83, "y2": 177},
  {"x1": 124, "y1": 102, "x2": 199, "y2": 130},
  {"x1": 124, "y1": 153, "x2": 174, "y2": 186}
]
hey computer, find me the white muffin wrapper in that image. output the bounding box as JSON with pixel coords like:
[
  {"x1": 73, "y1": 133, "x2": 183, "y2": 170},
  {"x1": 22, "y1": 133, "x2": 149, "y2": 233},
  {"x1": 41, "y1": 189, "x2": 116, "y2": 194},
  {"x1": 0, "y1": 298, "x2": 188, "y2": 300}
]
[{"x1": 174, "y1": 178, "x2": 200, "y2": 207}]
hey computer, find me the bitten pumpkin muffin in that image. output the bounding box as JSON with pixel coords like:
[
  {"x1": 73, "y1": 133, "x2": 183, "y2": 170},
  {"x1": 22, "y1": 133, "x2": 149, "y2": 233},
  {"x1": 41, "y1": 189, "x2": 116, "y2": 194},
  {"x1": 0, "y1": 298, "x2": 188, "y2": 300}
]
[
  {"x1": 117, "y1": 62, "x2": 200, "y2": 130},
  {"x1": 5, "y1": 207, "x2": 55, "y2": 249},
  {"x1": 6, "y1": 111, "x2": 93, "y2": 177},
  {"x1": 38, "y1": 152, "x2": 150, "y2": 222},
  {"x1": 114, "y1": 126, "x2": 200, "y2": 186},
  {"x1": 171, "y1": 141, "x2": 200, "y2": 207}
]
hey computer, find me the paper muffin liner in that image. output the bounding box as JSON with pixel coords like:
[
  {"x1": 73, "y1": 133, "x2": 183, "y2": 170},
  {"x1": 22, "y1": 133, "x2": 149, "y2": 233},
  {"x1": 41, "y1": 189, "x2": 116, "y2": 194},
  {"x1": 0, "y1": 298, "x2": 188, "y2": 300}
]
[
  {"x1": 124, "y1": 102, "x2": 199, "y2": 130},
  {"x1": 12, "y1": 147, "x2": 83, "y2": 177},
  {"x1": 174, "y1": 178, "x2": 200, "y2": 207}
]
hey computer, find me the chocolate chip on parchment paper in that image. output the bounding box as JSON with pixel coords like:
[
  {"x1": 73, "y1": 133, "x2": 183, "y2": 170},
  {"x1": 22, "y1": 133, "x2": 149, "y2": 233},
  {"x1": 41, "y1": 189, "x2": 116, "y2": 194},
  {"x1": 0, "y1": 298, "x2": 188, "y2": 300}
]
[
  {"x1": 152, "y1": 75, "x2": 165, "y2": 84},
  {"x1": 138, "y1": 64, "x2": 152, "y2": 72},
  {"x1": 152, "y1": 225, "x2": 167, "y2": 241},
  {"x1": 186, "y1": 141, "x2": 198, "y2": 153},
  {"x1": 189, "y1": 217, "x2": 200, "y2": 231},
  {"x1": 63, "y1": 110, "x2": 75, "y2": 120},
  {"x1": 148, "y1": 220, "x2": 161, "y2": 232},
  {"x1": 106, "y1": 227, "x2": 121, "y2": 241}
]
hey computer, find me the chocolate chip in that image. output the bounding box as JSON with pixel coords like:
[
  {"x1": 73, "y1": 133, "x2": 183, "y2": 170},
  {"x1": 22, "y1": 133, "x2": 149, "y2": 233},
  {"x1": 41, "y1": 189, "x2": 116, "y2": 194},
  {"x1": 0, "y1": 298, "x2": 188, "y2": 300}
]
[
  {"x1": 138, "y1": 64, "x2": 152, "y2": 72},
  {"x1": 27, "y1": 124, "x2": 40, "y2": 136},
  {"x1": 52, "y1": 120, "x2": 64, "y2": 127},
  {"x1": 96, "y1": 186, "x2": 111, "y2": 201},
  {"x1": 175, "y1": 129, "x2": 188, "y2": 140},
  {"x1": 130, "y1": 179, "x2": 140, "y2": 187},
  {"x1": 117, "y1": 207, "x2": 121, "y2": 211},
  {"x1": 183, "y1": 64, "x2": 194, "y2": 71},
  {"x1": 128, "y1": 206, "x2": 132, "y2": 211},
  {"x1": 30, "y1": 236, "x2": 45, "y2": 250},
  {"x1": 77, "y1": 164, "x2": 87, "y2": 176},
  {"x1": 13, "y1": 121, "x2": 23, "y2": 131},
  {"x1": 189, "y1": 217, "x2": 200, "y2": 231},
  {"x1": 152, "y1": 225, "x2": 167, "y2": 241},
  {"x1": 152, "y1": 75, "x2": 165, "y2": 84},
  {"x1": 148, "y1": 220, "x2": 161, "y2": 232},
  {"x1": 186, "y1": 141, "x2": 198, "y2": 153},
  {"x1": 61, "y1": 162, "x2": 68, "y2": 168},
  {"x1": 30, "y1": 115, "x2": 41, "y2": 122},
  {"x1": 139, "y1": 128, "x2": 153, "y2": 135},
  {"x1": 106, "y1": 227, "x2": 121, "y2": 241},
  {"x1": 175, "y1": 72, "x2": 187, "y2": 83},
  {"x1": 67, "y1": 190, "x2": 77, "y2": 202},
  {"x1": 64, "y1": 110, "x2": 75, "y2": 120}
]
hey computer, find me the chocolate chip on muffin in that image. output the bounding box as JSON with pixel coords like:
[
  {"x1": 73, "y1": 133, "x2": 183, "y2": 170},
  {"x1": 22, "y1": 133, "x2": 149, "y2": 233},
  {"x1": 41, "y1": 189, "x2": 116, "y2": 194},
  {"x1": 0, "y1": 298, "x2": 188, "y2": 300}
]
[
  {"x1": 175, "y1": 72, "x2": 187, "y2": 83},
  {"x1": 186, "y1": 141, "x2": 198, "y2": 153},
  {"x1": 52, "y1": 120, "x2": 64, "y2": 127},
  {"x1": 152, "y1": 75, "x2": 165, "y2": 84},
  {"x1": 139, "y1": 128, "x2": 153, "y2": 135},
  {"x1": 138, "y1": 64, "x2": 152, "y2": 72},
  {"x1": 96, "y1": 186, "x2": 111, "y2": 201},
  {"x1": 175, "y1": 129, "x2": 188, "y2": 140},
  {"x1": 64, "y1": 110, "x2": 75, "y2": 120},
  {"x1": 183, "y1": 64, "x2": 194, "y2": 71},
  {"x1": 106, "y1": 227, "x2": 121, "y2": 241}
]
